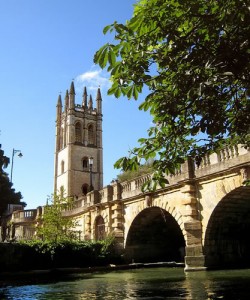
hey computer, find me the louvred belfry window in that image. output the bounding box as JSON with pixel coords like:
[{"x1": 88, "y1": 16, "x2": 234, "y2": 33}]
[
  {"x1": 75, "y1": 122, "x2": 82, "y2": 143},
  {"x1": 88, "y1": 124, "x2": 94, "y2": 145}
]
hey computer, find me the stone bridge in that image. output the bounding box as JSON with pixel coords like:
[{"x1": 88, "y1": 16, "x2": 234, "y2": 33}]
[{"x1": 12, "y1": 145, "x2": 250, "y2": 271}]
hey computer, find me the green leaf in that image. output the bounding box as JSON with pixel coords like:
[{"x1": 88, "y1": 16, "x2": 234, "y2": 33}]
[
  {"x1": 103, "y1": 24, "x2": 112, "y2": 34},
  {"x1": 108, "y1": 51, "x2": 116, "y2": 67},
  {"x1": 99, "y1": 47, "x2": 109, "y2": 68}
]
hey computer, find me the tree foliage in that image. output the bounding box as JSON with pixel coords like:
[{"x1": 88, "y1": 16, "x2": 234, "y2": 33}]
[
  {"x1": 94, "y1": 0, "x2": 250, "y2": 189},
  {"x1": 37, "y1": 193, "x2": 79, "y2": 242},
  {"x1": 117, "y1": 159, "x2": 154, "y2": 182},
  {"x1": 0, "y1": 145, "x2": 24, "y2": 218}
]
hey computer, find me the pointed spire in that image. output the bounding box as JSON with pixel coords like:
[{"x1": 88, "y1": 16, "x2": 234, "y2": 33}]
[
  {"x1": 69, "y1": 81, "x2": 75, "y2": 110},
  {"x1": 57, "y1": 94, "x2": 62, "y2": 107},
  {"x1": 96, "y1": 87, "x2": 102, "y2": 114},
  {"x1": 69, "y1": 81, "x2": 75, "y2": 95},
  {"x1": 64, "y1": 90, "x2": 69, "y2": 109},
  {"x1": 56, "y1": 94, "x2": 62, "y2": 117},
  {"x1": 88, "y1": 95, "x2": 93, "y2": 110},
  {"x1": 82, "y1": 86, "x2": 88, "y2": 108}
]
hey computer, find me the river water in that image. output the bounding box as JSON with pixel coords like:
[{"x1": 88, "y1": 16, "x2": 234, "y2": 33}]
[{"x1": 0, "y1": 267, "x2": 250, "y2": 299}]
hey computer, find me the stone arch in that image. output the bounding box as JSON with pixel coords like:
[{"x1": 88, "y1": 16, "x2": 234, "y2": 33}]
[
  {"x1": 124, "y1": 196, "x2": 186, "y2": 245},
  {"x1": 204, "y1": 186, "x2": 250, "y2": 269},
  {"x1": 157, "y1": 201, "x2": 186, "y2": 241},
  {"x1": 125, "y1": 206, "x2": 186, "y2": 263}
]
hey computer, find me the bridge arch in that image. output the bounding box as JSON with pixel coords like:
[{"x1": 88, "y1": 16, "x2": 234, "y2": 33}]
[
  {"x1": 125, "y1": 206, "x2": 186, "y2": 263},
  {"x1": 204, "y1": 186, "x2": 250, "y2": 269}
]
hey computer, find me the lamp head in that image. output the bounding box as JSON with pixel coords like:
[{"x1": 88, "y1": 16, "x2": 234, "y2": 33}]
[{"x1": 89, "y1": 156, "x2": 93, "y2": 166}]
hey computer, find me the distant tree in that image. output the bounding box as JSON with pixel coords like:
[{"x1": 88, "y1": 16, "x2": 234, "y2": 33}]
[
  {"x1": 0, "y1": 144, "x2": 9, "y2": 173},
  {"x1": 37, "y1": 193, "x2": 79, "y2": 242},
  {"x1": 0, "y1": 144, "x2": 24, "y2": 218},
  {"x1": 117, "y1": 160, "x2": 154, "y2": 182},
  {"x1": 94, "y1": 0, "x2": 250, "y2": 190}
]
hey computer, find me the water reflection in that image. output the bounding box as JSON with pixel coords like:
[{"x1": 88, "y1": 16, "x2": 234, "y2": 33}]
[{"x1": 1, "y1": 268, "x2": 250, "y2": 299}]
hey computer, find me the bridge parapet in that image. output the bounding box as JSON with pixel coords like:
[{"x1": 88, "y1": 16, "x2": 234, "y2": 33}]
[
  {"x1": 195, "y1": 144, "x2": 249, "y2": 178},
  {"x1": 61, "y1": 145, "x2": 249, "y2": 216}
]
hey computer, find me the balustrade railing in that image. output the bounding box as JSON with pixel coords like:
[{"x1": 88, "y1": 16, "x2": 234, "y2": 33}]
[
  {"x1": 33, "y1": 145, "x2": 250, "y2": 218},
  {"x1": 12, "y1": 209, "x2": 37, "y2": 222}
]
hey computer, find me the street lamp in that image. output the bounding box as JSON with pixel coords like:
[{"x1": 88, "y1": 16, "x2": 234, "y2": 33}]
[
  {"x1": 89, "y1": 156, "x2": 94, "y2": 192},
  {"x1": 10, "y1": 149, "x2": 23, "y2": 182}
]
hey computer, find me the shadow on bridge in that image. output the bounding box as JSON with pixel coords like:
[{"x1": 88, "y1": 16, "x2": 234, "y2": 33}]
[
  {"x1": 204, "y1": 186, "x2": 250, "y2": 269},
  {"x1": 125, "y1": 207, "x2": 185, "y2": 264}
]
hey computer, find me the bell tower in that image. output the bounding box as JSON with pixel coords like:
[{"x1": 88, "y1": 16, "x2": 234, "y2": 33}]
[{"x1": 54, "y1": 81, "x2": 103, "y2": 198}]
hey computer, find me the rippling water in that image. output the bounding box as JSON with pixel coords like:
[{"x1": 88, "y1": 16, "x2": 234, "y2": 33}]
[{"x1": 1, "y1": 267, "x2": 250, "y2": 299}]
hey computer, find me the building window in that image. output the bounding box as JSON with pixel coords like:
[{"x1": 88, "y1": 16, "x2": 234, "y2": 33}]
[
  {"x1": 81, "y1": 184, "x2": 88, "y2": 196},
  {"x1": 61, "y1": 160, "x2": 65, "y2": 174},
  {"x1": 82, "y1": 157, "x2": 88, "y2": 169},
  {"x1": 60, "y1": 127, "x2": 63, "y2": 150},
  {"x1": 95, "y1": 216, "x2": 105, "y2": 240},
  {"x1": 75, "y1": 122, "x2": 82, "y2": 143},
  {"x1": 88, "y1": 124, "x2": 95, "y2": 145}
]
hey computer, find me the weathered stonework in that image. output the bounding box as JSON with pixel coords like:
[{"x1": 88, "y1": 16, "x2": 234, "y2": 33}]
[
  {"x1": 8, "y1": 144, "x2": 250, "y2": 271},
  {"x1": 5, "y1": 83, "x2": 250, "y2": 272}
]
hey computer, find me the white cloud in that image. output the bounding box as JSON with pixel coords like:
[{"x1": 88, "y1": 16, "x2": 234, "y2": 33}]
[{"x1": 75, "y1": 68, "x2": 111, "y2": 93}]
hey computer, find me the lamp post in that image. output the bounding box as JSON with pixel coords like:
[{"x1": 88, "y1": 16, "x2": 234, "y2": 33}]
[
  {"x1": 10, "y1": 149, "x2": 23, "y2": 182},
  {"x1": 89, "y1": 156, "x2": 94, "y2": 192}
]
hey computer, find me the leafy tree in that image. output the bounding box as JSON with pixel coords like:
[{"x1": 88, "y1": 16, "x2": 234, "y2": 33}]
[
  {"x1": 37, "y1": 193, "x2": 79, "y2": 242},
  {"x1": 0, "y1": 144, "x2": 10, "y2": 173},
  {"x1": 94, "y1": 0, "x2": 250, "y2": 190},
  {"x1": 0, "y1": 144, "x2": 24, "y2": 218},
  {"x1": 117, "y1": 160, "x2": 154, "y2": 182}
]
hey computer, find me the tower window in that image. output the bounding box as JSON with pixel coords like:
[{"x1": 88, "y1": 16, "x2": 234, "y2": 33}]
[
  {"x1": 60, "y1": 127, "x2": 63, "y2": 150},
  {"x1": 61, "y1": 160, "x2": 65, "y2": 174},
  {"x1": 88, "y1": 124, "x2": 95, "y2": 145},
  {"x1": 75, "y1": 122, "x2": 82, "y2": 143},
  {"x1": 81, "y1": 184, "x2": 88, "y2": 195},
  {"x1": 82, "y1": 157, "x2": 88, "y2": 169}
]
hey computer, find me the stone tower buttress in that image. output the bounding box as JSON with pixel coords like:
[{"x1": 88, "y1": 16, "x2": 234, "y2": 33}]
[{"x1": 54, "y1": 81, "x2": 103, "y2": 198}]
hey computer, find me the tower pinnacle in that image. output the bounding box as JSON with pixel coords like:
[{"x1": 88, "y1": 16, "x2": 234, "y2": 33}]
[
  {"x1": 69, "y1": 81, "x2": 75, "y2": 110},
  {"x1": 82, "y1": 86, "x2": 88, "y2": 108},
  {"x1": 96, "y1": 87, "x2": 102, "y2": 114},
  {"x1": 88, "y1": 95, "x2": 93, "y2": 110}
]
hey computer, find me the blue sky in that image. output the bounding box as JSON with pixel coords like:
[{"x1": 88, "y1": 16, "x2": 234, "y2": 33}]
[{"x1": 0, "y1": 0, "x2": 152, "y2": 209}]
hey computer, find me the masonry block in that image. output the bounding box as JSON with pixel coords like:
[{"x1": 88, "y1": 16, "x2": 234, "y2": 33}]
[
  {"x1": 112, "y1": 203, "x2": 122, "y2": 210},
  {"x1": 185, "y1": 245, "x2": 203, "y2": 256},
  {"x1": 184, "y1": 221, "x2": 202, "y2": 231},
  {"x1": 181, "y1": 184, "x2": 195, "y2": 193},
  {"x1": 181, "y1": 196, "x2": 197, "y2": 205},
  {"x1": 185, "y1": 255, "x2": 206, "y2": 271},
  {"x1": 182, "y1": 207, "x2": 198, "y2": 217}
]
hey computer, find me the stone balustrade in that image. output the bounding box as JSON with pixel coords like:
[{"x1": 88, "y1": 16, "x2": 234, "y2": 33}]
[
  {"x1": 19, "y1": 145, "x2": 250, "y2": 218},
  {"x1": 11, "y1": 209, "x2": 37, "y2": 223}
]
